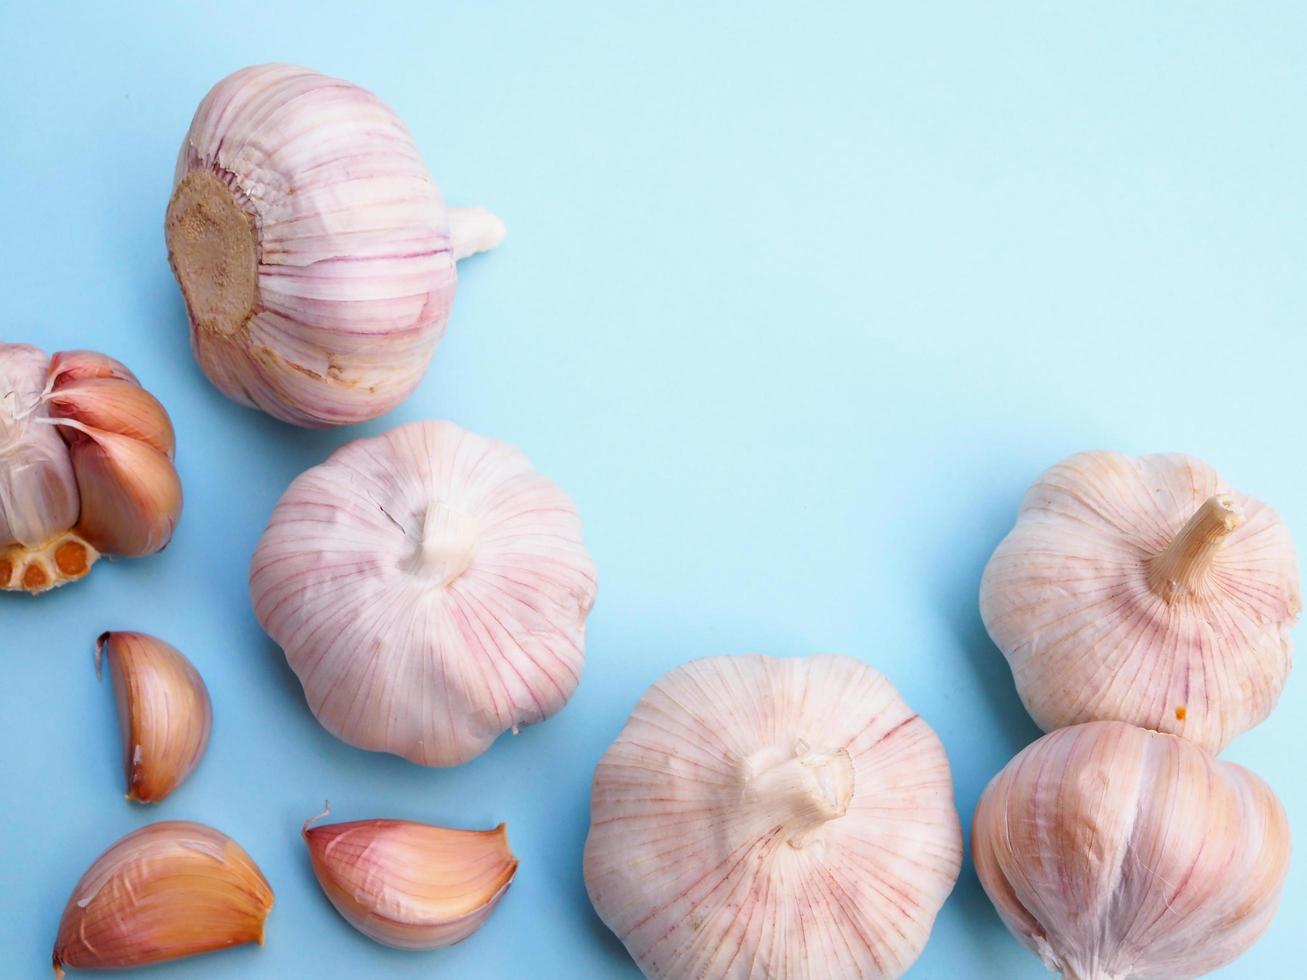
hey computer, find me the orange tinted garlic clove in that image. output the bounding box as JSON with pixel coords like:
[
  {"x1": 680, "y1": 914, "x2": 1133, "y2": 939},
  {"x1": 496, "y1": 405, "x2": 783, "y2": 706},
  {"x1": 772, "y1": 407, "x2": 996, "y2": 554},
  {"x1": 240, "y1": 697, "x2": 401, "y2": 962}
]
[
  {"x1": 47, "y1": 349, "x2": 139, "y2": 387},
  {"x1": 52, "y1": 821, "x2": 273, "y2": 978},
  {"x1": 96, "y1": 631, "x2": 212, "y2": 803},
  {"x1": 48, "y1": 378, "x2": 176, "y2": 458},
  {"x1": 302, "y1": 805, "x2": 517, "y2": 950}
]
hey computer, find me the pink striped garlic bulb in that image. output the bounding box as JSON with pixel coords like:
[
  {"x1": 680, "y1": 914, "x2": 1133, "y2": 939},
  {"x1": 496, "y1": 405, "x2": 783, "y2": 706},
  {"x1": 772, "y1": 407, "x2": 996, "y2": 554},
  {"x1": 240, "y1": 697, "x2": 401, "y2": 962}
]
[
  {"x1": 251, "y1": 420, "x2": 596, "y2": 766},
  {"x1": 973, "y1": 721, "x2": 1290, "y2": 980},
  {"x1": 981, "y1": 451, "x2": 1300, "y2": 753},
  {"x1": 1, "y1": 343, "x2": 181, "y2": 593},
  {"x1": 584, "y1": 654, "x2": 962, "y2": 980},
  {"x1": 165, "y1": 64, "x2": 504, "y2": 428}
]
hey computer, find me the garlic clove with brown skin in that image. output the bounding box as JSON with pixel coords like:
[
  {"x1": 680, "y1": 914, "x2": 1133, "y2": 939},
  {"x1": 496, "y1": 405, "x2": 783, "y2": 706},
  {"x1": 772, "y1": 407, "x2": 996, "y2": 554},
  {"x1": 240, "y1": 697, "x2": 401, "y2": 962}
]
[
  {"x1": 584, "y1": 653, "x2": 963, "y2": 980},
  {"x1": 47, "y1": 349, "x2": 139, "y2": 387},
  {"x1": 972, "y1": 720, "x2": 1290, "y2": 980},
  {"x1": 980, "y1": 451, "x2": 1300, "y2": 753},
  {"x1": 302, "y1": 806, "x2": 518, "y2": 950},
  {"x1": 47, "y1": 378, "x2": 176, "y2": 458},
  {"x1": 96, "y1": 631, "x2": 212, "y2": 803},
  {"x1": 52, "y1": 821, "x2": 274, "y2": 977}
]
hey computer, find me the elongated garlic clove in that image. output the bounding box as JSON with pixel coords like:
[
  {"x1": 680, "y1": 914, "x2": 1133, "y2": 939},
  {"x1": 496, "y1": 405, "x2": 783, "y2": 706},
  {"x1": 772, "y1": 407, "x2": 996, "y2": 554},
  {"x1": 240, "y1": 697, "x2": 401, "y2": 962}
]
[
  {"x1": 973, "y1": 721, "x2": 1290, "y2": 980},
  {"x1": 52, "y1": 821, "x2": 274, "y2": 977},
  {"x1": 48, "y1": 378, "x2": 176, "y2": 458},
  {"x1": 47, "y1": 349, "x2": 138, "y2": 387},
  {"x1": 302, "y1": 806, "x2": 517, "y2": 950},
  {"x1": 96, "y1": 631, "x2": 211, "y2": 803}
]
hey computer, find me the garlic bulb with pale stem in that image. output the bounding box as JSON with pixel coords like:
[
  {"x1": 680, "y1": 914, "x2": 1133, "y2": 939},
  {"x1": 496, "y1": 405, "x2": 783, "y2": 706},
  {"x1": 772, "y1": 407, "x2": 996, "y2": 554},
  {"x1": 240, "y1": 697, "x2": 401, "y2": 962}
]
[
  {"x1": 584, "y1": 653, "x2": 962, "y2": 980},
  {"x1": 973, "y1": 721, "x2": 1289, "y2": 980},
  {"x1": 0, "y1": 343, "x2": 181, "y2": 593},
  {"x1": 981, "y1": 451, "x2": 1300, "y2": 753},
  {"x1": 251, "y1": 420, "x2": 596, "y2": 766},
  {"x1": 165, "y1": 63, "x2": 505, "y2": 427}
]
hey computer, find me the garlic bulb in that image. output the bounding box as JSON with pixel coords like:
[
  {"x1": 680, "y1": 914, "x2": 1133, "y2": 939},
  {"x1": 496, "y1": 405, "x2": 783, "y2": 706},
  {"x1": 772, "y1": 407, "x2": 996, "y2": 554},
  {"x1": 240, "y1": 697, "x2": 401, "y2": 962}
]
[
  {"x1": 302, "y1": 805, "x2": 517, "y2": 949},
  {"x1": 973, "y1": 721, "x2": 1290, "y2": 980},
  {"x1": 250, "y1": 420, "x2": 596, "y2": 766},
  {"x1": 0, "y1": 343, "x2": 181, "y2": 593},
  {"x1": 96, "y1": 631, "x2": 212, "y2": 803},
  {"x1": 584, "y1": 653, "x2": 962, "y2": 980},
  {"x1": 981, "y1": 451, "x2": 1300, "y2": 753},
  {"x1": 52, "y1": 821, "x2": 274, "y2": 977},
  {"x1": 165, "y1": 63, "x2": 505, "y2": 428}
]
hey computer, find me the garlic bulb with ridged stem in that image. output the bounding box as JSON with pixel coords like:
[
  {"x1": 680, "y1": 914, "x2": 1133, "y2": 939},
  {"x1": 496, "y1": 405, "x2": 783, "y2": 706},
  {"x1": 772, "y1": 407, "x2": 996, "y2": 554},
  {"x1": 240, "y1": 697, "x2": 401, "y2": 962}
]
[
  {"x1": 980, "y1": 450, "x2": 1299, "y2": 753},
  {"x1": 584, "y1": 653, "x2": 962, "y2": 980}
]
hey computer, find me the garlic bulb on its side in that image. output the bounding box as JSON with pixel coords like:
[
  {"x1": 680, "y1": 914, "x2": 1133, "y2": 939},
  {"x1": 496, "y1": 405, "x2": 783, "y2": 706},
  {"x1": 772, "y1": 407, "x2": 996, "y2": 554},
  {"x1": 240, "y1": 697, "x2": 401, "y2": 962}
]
[
  {"x1": 973, "y1": 721, "x2": 1290, "y2": 980},
  {"x1": 1, "y1": 343, "x2": 181, "y2": 593},
  {"x1": 165, "y1": 63, "x2": 505, "y2": 428},
  {"x1": 981, "y1": 451, "x2": 1300, "y2": 752},
  {"x1": 584, "y1": 654, "x2": 962, "y2": 980},
  {"x1": 250, "y1": 420, "x2": 596, "y2": 766}
]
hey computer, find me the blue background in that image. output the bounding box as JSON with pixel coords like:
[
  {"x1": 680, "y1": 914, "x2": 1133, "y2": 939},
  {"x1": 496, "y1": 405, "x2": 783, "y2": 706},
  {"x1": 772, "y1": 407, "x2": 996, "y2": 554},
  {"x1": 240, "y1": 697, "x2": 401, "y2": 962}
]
[{"x1": 1, "y1": 2, "x2": 1303, "y2": 977}]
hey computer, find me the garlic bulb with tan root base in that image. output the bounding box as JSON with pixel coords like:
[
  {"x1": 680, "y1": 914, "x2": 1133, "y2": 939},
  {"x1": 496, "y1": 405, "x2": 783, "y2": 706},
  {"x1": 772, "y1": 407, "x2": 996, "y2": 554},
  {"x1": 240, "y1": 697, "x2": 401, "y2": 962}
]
[
  {"x1": 165, "y1": 63, "x2": 505, "y2": 427},
  {"x1": 972, "y1": 721, "x2": 1290, "y2": 980},
  {"x1": 251, "y1": 420, "x2": 596, "y2": 766},
  {"x1": 981, "y1": 451, "x2": 1300, "y2": 753},
  {"x1": 584, "y1": 653, "x2": 962, "y2": 980},
  {"x1": 1, "y1": 343, "x2": 181, "y2": 593}
]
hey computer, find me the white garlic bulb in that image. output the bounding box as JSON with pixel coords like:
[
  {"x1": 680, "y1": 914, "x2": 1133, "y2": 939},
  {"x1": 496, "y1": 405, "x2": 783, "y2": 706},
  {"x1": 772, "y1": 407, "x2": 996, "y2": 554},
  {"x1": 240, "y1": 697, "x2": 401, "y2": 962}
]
[
  {"x1": 584, "y1": 654, "x2": 962, "y2": 980},
  {"x1": 981, "y1": 451, "x2": 1300, "y2": 753},
  {"x1": 250, "y1": 420, "x2": 596, "y2": 766},
  {"x1": 165, "y1": 64, "x2": 505, "y2": 428},
  {"x1": 973, "y1": 721, "x2": 1290, "y2": 980}
]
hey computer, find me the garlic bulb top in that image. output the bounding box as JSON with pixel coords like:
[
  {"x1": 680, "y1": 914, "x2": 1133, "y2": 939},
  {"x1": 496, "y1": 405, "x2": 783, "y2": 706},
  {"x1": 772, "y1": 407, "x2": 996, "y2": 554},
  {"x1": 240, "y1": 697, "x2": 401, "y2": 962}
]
[
  {"x1": 251, "y1": 420, "x2": 596, "y2": 766},
  {"x1": 0, "y1": 343, "x2": 181, "y2": 593},
  {"x1": 972, "y1": 721, "x2": 1290, "y2": 980},
  {"x1": 165, "y1": 64, "x2": 505, "y2": 428},
  {"x1": 584, "y1": 654, "x2": 962, "y2": 980},
  {"x1": 981, "y1": 451, "x2": 1300, "y2": 753}
]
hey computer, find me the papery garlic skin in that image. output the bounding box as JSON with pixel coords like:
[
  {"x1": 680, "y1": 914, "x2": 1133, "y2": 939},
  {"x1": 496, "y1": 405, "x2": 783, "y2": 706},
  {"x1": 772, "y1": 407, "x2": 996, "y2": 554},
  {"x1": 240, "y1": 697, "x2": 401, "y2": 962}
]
[
  {"x1": 0, "y1": 343, "x2": 181, "y2": 593},
  {"x1": 166, "y1": 64, "x2": 505, "y2": 428},
  {"x1": 972, "y1": 721, "x2": 1290, "y2": 980},
  {"x1": 52, "y1": 821, "x2": 274, "y2": 978},
  {"x1": 981, "y1": 451, "x2": 1300, "y2": 753},
  {"x1": 303, "y1": 808, "x2": 517, "y2": 949},
  {"x1": 251, "y1": 420, "x2": 596, "y2": 766},
  {"x1": 584, "y1": 653, "x2": 962, "y2": 980},
  {"x1": 97, "y1": 631, "x2": 212, "y2": 803}
]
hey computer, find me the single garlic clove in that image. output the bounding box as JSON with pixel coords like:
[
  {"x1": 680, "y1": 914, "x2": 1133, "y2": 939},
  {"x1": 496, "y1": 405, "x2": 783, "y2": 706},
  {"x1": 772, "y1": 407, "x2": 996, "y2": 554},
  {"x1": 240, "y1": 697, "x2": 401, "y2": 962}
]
[
  {"x1": 96, "y1": 631, "x2": 212, "y2": 803},
  {"x1": 52, "y1": 821, "x2": 274, "y2": 977},
  {"x1": 972, "y1": 721, "x2": 1290, "y2": 980},
  {"x1": 47, "y1": 378, "x2": 176, "y2": 459},
  {"x1": 302, "y1": 806, "x2": 517, "y2": 950},
  {"x1": 47, "y1": 348, "x2": 139, "y2": 388}
]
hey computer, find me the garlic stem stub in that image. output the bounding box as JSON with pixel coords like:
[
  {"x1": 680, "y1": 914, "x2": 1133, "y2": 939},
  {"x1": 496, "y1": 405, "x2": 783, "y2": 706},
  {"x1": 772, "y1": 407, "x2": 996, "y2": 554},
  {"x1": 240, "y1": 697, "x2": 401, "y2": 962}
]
[
  {"x1": 52, "y1": 821, "x2": 274, "y2": 978},
  {"x1": 980, "y1": 451, "x2": 1300, "y2": 752},
  {"x1": 302, "y1": 805, "x2": 517, "y2": 949},
  {"x1": 165, "y1": 63, "x2": 506, "y2": 428},
  {"x1": 0, "y1": 343, "x2": 181, "y2": 593},
  {"x1": 584, "y1": 653, "x2": 962, "y2": 980},
  {"x1": 96, "y1": 631, "x2": 212, "y2": 803},
  {"x1": 250, "y1": 420, "x2": 597, "y2": 766},
  {"x1": 972, "y1": 721, "x2": 1290, "y2": 980}
]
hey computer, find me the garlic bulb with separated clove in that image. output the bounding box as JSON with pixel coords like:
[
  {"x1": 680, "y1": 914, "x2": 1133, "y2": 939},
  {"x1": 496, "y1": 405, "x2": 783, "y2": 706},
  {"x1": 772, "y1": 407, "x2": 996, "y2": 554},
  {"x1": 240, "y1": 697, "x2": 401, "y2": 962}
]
[
  {"x1": 0, "y1": 343, "x2": 181, "y2": 593},
  {"x1": 250, "y1": 420, "x2": 596, "y2": 766},
  {"x1": 52, "y1": 821, "x2": 273, "y2": 977},
  {"x1": 584, "y1": 653, "x2": 962, "y2": 980},
  {"x1": 96, "y1": 631, "x2": 211, "y2": 803},
  {"x1": 165, "y1": 63, "x2": 505, "y2": 428},
  {"x1": 973, "y1": 720, "x2": 1290, "y2": 980},
  {"x1": 302, "y1": 805, "x2": 517, "y2": 949},
  {"x1": 981, "y1": 451, "x2": 1300, "y2": 752}
]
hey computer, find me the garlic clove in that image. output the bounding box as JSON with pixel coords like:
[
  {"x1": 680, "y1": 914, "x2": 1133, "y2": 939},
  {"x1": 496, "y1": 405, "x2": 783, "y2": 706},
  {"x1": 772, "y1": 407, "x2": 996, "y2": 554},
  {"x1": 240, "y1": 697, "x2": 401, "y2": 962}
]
[
  {"x1": 47, "y1": 348, "x2": 139, "y2": 388},
  {"x1": 302, "y1": 806, "x2": 517, "y2": 950},
  {"x1": 52, "y1": 821, "x2": 274, "y2": 977},
  {"x1": 96, "y1": 631, "x2": 212, "y2": 803},
  {"x1": 47, "y1": 378, "x2": 176, "y2": 459}
]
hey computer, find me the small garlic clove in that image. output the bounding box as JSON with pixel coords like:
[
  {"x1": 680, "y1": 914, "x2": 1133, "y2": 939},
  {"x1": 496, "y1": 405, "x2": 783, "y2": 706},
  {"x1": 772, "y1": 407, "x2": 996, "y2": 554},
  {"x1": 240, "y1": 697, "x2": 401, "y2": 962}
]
[
  {"x1": 96, "y1": 631, "x2": 212, "y2": 803},
  {"x1": 47, "y1": 349, "x2": 139, "y2": 388},
  {"x1": 302, "y1": 806, "x2": 517, "y2": 950},
  {"x1": 47, "y1": 378, "x2": 176, "y2": 459},
  {"x1": 52, "y1": 821, "x2": 274, "y2": 977}
]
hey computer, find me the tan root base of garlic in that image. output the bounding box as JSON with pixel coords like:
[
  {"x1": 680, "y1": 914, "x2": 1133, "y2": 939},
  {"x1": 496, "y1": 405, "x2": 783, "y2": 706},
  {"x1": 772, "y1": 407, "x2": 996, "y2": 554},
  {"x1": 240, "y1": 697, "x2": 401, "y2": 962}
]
[{"x1": 0, "y1": 533, "x2": 99, "y2": 593}]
